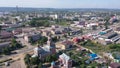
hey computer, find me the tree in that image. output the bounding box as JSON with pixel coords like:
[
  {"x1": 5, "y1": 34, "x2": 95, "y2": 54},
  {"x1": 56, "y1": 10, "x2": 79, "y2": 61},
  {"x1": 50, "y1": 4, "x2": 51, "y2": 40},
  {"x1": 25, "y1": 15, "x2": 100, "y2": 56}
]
[
  {"x1": 24, "y1": 54, "x2": 31, "y2": 65},
  {"x1": 11, "y1": 38, "x2": 22, "y2": 49},
  {"x1": 51, "y1": 54, "x2": 57, "y2": 61},
  {"x1": 52, "y1": 36, "x2": 58, "y2": 42},
  {"x1": 2, "y1": 47, "x2": 11, "y2": 55},
  {"x1": 68, "y1": 32, "x2": 71, "y2": 36},
  {"x1": 44, "y1": 54, "x2": 57, "y2": 62},
  {"x1": 29, "y1": 37, "x2": 34, "y2": 44},
  {"x1": 28, "y1": 18, "x2": 50, "y2": 27},
  {"x1": 39, "y1": 36, "x2": 48, "y2": 44},
  {"x1": 38, "y1": 62, "x2": 42, "y2": 68},
  {"x1": 63, "y1": 34, "x2": 67, "y2": 38},
  {"x1": 104, "y1": 17, "x2": 110, "y2": 29},
  {"x1": 30, "y1": 57, "x2": 40, "y2": 65},
  {"x1": 45, "y1": 55, "x2": 51, "y2": 62}
]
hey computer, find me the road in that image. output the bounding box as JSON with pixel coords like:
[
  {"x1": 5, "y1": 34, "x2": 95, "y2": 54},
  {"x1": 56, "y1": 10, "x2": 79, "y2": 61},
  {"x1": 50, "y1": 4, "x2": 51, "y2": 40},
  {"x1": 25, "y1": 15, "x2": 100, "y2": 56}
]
[{"x1": 0, "y1": 38, "x2": 35, "y2": 62}]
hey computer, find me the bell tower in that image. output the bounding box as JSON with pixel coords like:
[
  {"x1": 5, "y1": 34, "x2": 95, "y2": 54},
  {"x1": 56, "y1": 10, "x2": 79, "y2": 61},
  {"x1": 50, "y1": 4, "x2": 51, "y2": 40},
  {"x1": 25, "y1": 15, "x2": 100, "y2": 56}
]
[{"x1": 47, "y1": 36, "x2": 56, "y2": 54}]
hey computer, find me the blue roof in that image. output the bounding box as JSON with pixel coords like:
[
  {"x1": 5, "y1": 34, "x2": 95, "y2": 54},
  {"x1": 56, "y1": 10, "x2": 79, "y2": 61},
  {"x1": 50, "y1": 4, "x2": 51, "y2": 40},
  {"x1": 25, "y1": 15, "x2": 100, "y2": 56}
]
[
  {"x1": 89, "y1": 53, "x2": 97, "y2": 58},
  {"x1": 51, "y1": 61, "x2": 55, "y2": 66},
  {"x1": 99, "y1": 32, "x2": 106, "y2": 35},
  {"x1": 90, "y1": 58, "x2": 95, "y2": 61}
]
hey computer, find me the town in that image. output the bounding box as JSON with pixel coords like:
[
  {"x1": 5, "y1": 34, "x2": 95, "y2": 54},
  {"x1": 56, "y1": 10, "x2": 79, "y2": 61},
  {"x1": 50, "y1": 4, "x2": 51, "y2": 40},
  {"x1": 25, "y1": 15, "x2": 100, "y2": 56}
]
[{"x1": 0, "y1": 7, "x2": 120, "y2": 68}]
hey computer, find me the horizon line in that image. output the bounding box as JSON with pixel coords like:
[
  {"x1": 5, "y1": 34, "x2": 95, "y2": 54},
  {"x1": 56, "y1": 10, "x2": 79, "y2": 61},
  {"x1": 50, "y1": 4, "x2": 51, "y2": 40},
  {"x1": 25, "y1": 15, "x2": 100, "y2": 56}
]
[{"x1": 0, "y1": 6, "x2": 120, "y2": 10}]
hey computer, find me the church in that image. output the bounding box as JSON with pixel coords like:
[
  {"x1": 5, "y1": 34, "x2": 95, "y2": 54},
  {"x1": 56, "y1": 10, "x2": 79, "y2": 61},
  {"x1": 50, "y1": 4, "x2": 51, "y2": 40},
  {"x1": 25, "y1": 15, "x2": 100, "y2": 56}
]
[{"x1": 32, "y1": 36, "x2": 56, "y2": 59}]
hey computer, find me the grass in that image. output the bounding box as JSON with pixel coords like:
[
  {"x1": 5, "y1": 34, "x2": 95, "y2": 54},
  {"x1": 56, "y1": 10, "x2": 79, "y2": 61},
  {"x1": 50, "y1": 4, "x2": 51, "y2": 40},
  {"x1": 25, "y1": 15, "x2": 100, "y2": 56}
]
[
  {"x1": 56, "y1": 22, "x2": 69, "y2": 26},
  {"x1": 79, "y1": 40, "x2": 120, "y2": 56}
]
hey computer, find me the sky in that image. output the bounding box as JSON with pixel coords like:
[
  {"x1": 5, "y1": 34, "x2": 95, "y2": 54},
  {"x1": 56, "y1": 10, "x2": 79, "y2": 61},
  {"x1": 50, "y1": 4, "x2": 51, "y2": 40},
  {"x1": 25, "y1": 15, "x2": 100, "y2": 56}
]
[{"x1": 0, "y1": 0, "x2": 120, "y2": 9}]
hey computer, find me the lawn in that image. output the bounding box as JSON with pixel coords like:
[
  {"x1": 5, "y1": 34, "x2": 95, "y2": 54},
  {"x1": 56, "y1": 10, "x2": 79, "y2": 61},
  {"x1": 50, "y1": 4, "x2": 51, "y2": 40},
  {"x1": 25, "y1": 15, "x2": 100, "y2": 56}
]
[{"x1": 79, "y1": 40, "x2": 120, "y2": 56}]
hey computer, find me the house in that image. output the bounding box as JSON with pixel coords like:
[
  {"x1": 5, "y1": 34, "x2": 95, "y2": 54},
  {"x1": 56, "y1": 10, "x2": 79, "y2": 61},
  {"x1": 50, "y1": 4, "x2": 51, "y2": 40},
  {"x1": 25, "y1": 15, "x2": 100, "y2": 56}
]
[
  {"x1": 51, "y1": 29, "x2": 62, "y2": 35},
  {"x1": 24, "y1": 33, "x2": 41, "y2": 42},
  {"x1": 98, "y1": 38, "x2": 112, "y2": 45},
  {"x1": 95, "y1": 58, "x2": 107, "y2": 64},
  {"x1": 12, "y1": 28, "x2": 22, "y2": 35},
  {"x1": 56, "y1": 40, "x2": 74, "y2": 50},
  {"x1": 72, "y1": 37, "x2": 82, "y2": 43},
  {"x1": 109, "y1": 63, "x2": 120, "y2": 68},
  {"x1": 0, "y1": 42, "x2": 11, "y2": 52},
  {"x1": 115, "y1": 27, "x2": 120, "y2": 34},
  {"x1": 103, "y1": 52, "x2": 114, "y2": 60},
  {"x1": 42, "y1": 30, "x2": 51, "y2": 36},
  {"x1": 59, "y1": 53, "x2": 72, "y2": 68},
  {"x1": 32, "y1": 37, "x2": 56, "y2": 59},
  {"x1": 0, "y1": 31, "x2": 13, "y2": 39},
  {"x1": 51, "y1": 25, "x2": 59, "y2": 28},
  {"x1": 89, "y1": 53, "x2": 98, "y2": 61},
  {"x1": 50, "y1": 61, "x2": 57, "y2": 68}
]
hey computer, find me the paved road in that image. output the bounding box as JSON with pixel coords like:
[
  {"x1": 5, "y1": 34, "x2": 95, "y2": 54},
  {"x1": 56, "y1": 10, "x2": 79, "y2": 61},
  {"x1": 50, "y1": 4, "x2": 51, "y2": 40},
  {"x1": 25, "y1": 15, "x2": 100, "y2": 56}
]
[{"x1": 0, "y1": 38, "x2": 35, "y2": 62}]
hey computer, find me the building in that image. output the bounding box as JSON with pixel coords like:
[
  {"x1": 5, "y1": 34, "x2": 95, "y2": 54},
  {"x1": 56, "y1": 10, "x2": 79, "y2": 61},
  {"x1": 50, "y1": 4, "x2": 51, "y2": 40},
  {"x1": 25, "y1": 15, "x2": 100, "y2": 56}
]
[
  {"x1": 49, "y1": 14, "x2": 58, "y2": 19},
  {"x1": 101, "y1": 31, "x2": 117, "y2": 39},
  {"x1": 24, "y1": 33, "x2": 41, "y2": 42},
  {"x1": 42, "y1": 30, "x2": 51, "y2": 36},
  {"x1": 0, "y1": 31, "x2": 13, "y2": 39},
  {"x1": 56, "y1": 40, "x2": 74, "y2": 50},
  {"x1": 0, "y1": 42, "x2": 11, "y2": 52},
  {"x1": 51, "y1": 29, "x2": 62, "y2": 35},
  {"x1": 97, "y1": 29, "x2": 120, "y2": 45},
  {"x1": 12, "y1": 28, "x2": 22, "y2": 35},
  {"x1": 59, "y1": 53, "x2": 72, "y2": 68},
  {"x1": 109, "y1": 63, "x2": 120, "y2": 68},
  {"x1": 32, "y1": 37, "x2": 56, "y2": 59},
  {"x1": 115, "y1": 27, "x2": 120, "y2": 34}
]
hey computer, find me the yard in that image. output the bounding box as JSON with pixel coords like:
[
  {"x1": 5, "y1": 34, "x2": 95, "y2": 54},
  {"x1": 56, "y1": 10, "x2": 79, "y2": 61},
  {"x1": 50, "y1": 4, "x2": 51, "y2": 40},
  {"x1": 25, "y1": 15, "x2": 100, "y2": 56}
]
[{"x1": 62, "y1": 48, "x2": 105, "y2": 68}]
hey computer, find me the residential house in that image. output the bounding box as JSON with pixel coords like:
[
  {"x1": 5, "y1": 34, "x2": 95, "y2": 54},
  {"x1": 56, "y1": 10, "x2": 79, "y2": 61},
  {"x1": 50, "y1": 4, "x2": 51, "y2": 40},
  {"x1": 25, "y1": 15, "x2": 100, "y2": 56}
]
[
  {"x1": 51, "y1": 29, "x2": 62, "y2": 35},
  {"x1": 24, "y1": 33, "x2": 41, "y2": 42},
  {"x1": 51, "y1": 25, "x2": 59, "y2": 29},
  {"x1": 12, "y1": 28, "x2": 22, "y2": 35},
  {"x1": 109, "y1": 63, "x2": 120, "y2": 68},
  {"x1": 42, "y1": 30, "x2": 51, "y2": 36},
  {"x1": 59, "y1": 53, "x2": 72, "y2": 68},
  {"x1": 0, "y1": 42, "x2": 11, "y2": 52},
  {"x1": 115, "y1": 27, "x2": 120, "y2": 34},
  {"x1": 0, "y1": 31, "x2": 13, "y2": 39},
  {"x1": 95, "y1": 58, "x2": 107, "y2": 64},
  {"x1": 56, "y1": 40, "x2": 74, "y2": 50},
  {"x1": 89, "y1": 53, "x2": 98, "y2": 61}
]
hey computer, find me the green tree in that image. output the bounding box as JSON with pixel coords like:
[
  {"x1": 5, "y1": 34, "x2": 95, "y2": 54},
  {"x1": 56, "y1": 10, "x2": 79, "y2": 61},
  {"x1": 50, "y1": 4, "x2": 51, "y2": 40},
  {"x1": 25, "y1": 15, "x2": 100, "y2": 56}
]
[
  {"x1": 2, "y1": 47, "x2": 11, "y2": 55},
  {"x1": 63, "y1": 34, "x2": 67, "y2": 38},
  {"x1": 11, "y1": 38, "x2": 22, "y2": 49},
  {"x1": 24, "y1": 54, "x2": 31, "y2": 65},
  {"x1": 51, "y1": 54, "x2": 57, "y2": 61},
  {"x1": 52, "y1": 36, "x2": 58, "y2": 42},
  {"x1": 28, "y1": 18, "x2": 50, "y2": 27},
  {"x1": 38, "y1": 62, "x2": 42, "y2": 68},
  {"x1": 30, "y1": 57, "x2": 40, "y2": 65},
  {"x1": 40, "y1": 36, "x2": 48, "y2": 44},
  {"x1": 45, "y1": 55, "x2": 51, "y2": 62}
]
